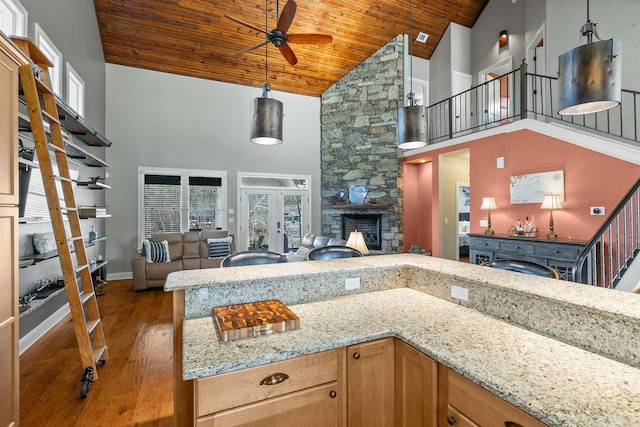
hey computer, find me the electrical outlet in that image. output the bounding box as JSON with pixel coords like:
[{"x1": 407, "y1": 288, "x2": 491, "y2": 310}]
[
  {"x1": 345, "y1": 277, "x2": 360, "y2": 290},
  {"x1": 590, "y1": 206, "x2": 605, "y2": 215},
  {"x1": 451, "y1": 285, "x2": 469, "y2": 301}
]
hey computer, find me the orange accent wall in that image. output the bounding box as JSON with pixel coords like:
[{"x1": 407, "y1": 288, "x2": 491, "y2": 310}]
[
  {"x1": 403, "y1": 162, "x2": 432, "y2": 252},
  {"x1": 404, "y1": 129, "x2": 640, "y2": 255}
]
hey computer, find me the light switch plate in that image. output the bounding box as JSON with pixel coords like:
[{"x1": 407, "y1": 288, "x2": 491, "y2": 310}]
[
  {"x1": 497, "y1": 157, "x2": 505, "y2": 168},
  {"x1": 345, "y1": 277, "x2": 360, "y2": 290},
  {"x1": 451, "y1": 285, "x2": 469, "y2": 301},
  {"x1": 480, "y1": 219, "x2": 488, "y2": 227}
]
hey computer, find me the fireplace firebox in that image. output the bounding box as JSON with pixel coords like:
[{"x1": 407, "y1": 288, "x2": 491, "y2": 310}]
[{"x1": 341, "y1": 214, "x2": 382, "y2": 250}]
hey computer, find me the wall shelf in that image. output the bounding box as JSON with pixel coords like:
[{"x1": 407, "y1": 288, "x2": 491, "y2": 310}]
[
  {"x1": 330, "y1": 203, "x2": 391, "y2": 209},
  {"x1": 77, "y1": 181, "x2": 111, "y2": 190}
]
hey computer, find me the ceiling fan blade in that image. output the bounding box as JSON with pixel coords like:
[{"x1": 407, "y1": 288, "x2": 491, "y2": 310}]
[
  {"x1": 225, "y1": 14, "x2": 268, "y2": 34},
  {"x1": 239, "y1": 40, "x2": 269, "y2": 54},
  {"x1": 287, "y1": 34, "x2": 333, "y2": 44},
  {"x1": 277, "y1": 0, "x2": 297, "y2": 34},
  {"x1": 279, "y1": 43, "x2": 298, "y2": 66}
]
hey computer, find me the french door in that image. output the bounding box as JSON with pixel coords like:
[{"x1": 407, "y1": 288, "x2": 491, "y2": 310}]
[{"x1": 238, "y1": 174, "x2": 311, "y2": 253}]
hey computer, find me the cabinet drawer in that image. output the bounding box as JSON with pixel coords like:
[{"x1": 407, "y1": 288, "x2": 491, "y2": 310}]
[
  {"x1": 197, "y1": 382, "x2": 339, "y2": 427},
  {"x1": 534, "y1": 243, "x2": 582, "y2": 261},
  {"x1": 470, "y1": 238, "x2": 499, "y2": 251},
  {"x1": 195, "y1": 349, "x2": 338, "y2": 417},
  {"x1": 448, "y1": 370, "x2": 545, "y2": 427},
  {"x1": 499, "y1": 240, "x2": 534, "y2": 255}
]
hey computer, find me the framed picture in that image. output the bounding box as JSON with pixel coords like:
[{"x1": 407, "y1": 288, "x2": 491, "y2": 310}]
[{"x1": 457, "y1": 184, "x2": 470, "y2": 214}]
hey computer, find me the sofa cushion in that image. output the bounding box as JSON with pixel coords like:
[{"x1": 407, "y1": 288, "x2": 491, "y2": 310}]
[
  {"x1": 143, "y1": 239, "x2": 171, "y2": 263},
  {"x1": 208, "y1": 236, "x2": 233, "y2": 258},
  {"x1": 313, "y1": 235, "x2": 331, "y2": 248},
  {"x1": 182, "y1": 231, "x2": 201, "y2": 259},
  {"x1": 286, "y1": 246, "x2": 311, "y2": 262},
  {"x1": 300, "y1": 233, "x2": 317, "y2": 249},
  {"x1": 146, "y1": 260, "x2": 183, "y2": 280},
  {"x1": 327, "y1": 238, "x2": 347, "y2": 246}
]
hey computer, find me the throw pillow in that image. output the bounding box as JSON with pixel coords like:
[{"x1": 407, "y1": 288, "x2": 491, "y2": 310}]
[
  {"x1": 286, "y1": 246, "x2": 310, "y2": 262},
  {"x1": 208, "y1": 236, "x2": 233, "y2": 258},
  {"x1": 33, "y1": 232, "x2": 56, "y2": 254},
  {"x1": 143, "y1": 239, "x2": 171, "y2": 263}
]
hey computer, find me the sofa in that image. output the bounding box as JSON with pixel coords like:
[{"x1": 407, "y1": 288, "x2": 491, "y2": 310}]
[
  {"x1": 285, "y1": 233, "x2": 347, "y2": 262},
  {"x1": 132, "y1": 231, "x2": 235, "y2": 291}
]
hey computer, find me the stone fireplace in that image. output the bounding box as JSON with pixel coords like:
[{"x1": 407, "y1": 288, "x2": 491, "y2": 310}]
[{"x1": 341, "y1": 214, "x2": 382, "y2": 250}]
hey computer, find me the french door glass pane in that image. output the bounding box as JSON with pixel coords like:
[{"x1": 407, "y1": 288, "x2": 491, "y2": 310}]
[
  {"x1": 248, "y1": 193, "x2": 270, "y2": 250},
  {"x1": 282, "y1": 194, "x2": 303, "y2": 252}
]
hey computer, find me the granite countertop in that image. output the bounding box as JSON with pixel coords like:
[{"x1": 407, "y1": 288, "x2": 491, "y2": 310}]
[{"x1": 169, "y1": 254, "x2": 640, "y2": 426}]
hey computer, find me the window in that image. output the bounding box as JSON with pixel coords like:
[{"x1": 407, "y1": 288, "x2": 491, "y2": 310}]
[
  {"x1": 66, "y1": 62, "x2": 85, "y2": 116},
  {"x1": 35, "y1": 23, "x2": 62, "y2": 95},
  {"x1": 138, "y1": 167, "x2": 227, "y2": 246},
  {"x1": 0, "y1": 0, "x2": 27, "y2": 37}
]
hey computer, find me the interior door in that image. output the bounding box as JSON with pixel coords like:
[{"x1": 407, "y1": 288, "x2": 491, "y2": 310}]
[{"x1": 240, "y1": 190, "x2": 309, "y2": 253}]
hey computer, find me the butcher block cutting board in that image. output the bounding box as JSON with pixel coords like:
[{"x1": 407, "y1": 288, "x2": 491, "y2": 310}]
[{"x1": 213, "y1": 300, "x2": 300, "y2": 342}]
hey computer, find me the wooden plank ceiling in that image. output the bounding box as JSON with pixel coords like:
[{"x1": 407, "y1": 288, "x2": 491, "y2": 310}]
[{"x1": 93, "y1": 0, "x2": 489, "y2": 97}]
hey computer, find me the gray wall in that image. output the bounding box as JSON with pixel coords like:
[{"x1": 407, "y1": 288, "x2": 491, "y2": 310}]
[{"x1": 105, "y1": 64, "x2": 321, "y2": 274}]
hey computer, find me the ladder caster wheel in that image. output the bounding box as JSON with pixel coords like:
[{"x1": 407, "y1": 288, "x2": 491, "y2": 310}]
[{"x1": 80, "y1": 367, "x2": 94, "y2": 399}]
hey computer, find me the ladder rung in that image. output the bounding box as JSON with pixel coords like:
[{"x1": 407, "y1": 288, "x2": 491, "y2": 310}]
[
  {"x1": 35, "y1": 79, "x2": 53, "y2": 95},
  {"x1": 93, "y1": 345, "x2": 108, "y2": 364},
  {"x1": 48, "y1": 143, "x2": 65, "y2": 153},
  {"x1": 76, "y1": 263, "x2": 91, "y2": 274},
  {"x1": 56, "y1": 176, "x2": 73, "y2": 183},
  {"x1": 86, "y1": 318, "x2": 101, "y2": 335},
  {"x1": 80, "y1": 291, "x2": 95, "y2": 304},
  {"x1": 68, "y1": 236, "x2": 84, "y2": 243},
  {"x1": 42, "y1": 110, "x2": 60, "y2": 125}
]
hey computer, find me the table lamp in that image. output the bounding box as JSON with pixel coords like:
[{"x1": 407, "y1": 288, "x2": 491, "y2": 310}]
[
  {"x1": 346, "y1": 230, "x2": 369, "y2": 255},
  {"x1": 480, "y1": 197, "x2": 497, "y2": 235},
  {"x1": 540, "y1": 194, "x2": 562, "y2": 239}
]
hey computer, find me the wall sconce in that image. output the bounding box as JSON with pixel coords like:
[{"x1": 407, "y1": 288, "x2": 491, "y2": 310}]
[
  {"x1": 346, "y1": 230, "x2": 369, "y2": 255},
  {"x1": 558, "y1": 0, "x2": 621, "y2": 115},
  {"x1": 499, "y1": 30, "x2": 508, "y2": 49},
  {"x1": 480, "y1": 197, "x2": 497, "y2": 235},
  {"x1": 540, "y1": 194, "x2": 563, "y2": 239}
]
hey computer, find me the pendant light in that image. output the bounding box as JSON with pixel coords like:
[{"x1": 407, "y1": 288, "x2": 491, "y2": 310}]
[
  {"x1": 250, "y1": 0, "x2": 284, "y2": 145},
  {"x1": 558, "y1": 0, "x2": 621, "y2": 116},
  {"x1": 397, "y1": 0, "x2": 427, "y2": 150}
]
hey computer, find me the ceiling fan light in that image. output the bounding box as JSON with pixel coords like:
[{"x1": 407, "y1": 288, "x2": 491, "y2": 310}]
[
  {"x1": 250, "y1": 96, "x2": 283, "y2": 145},
  {"x1": 558, "y1": 38, "x2": 622, "y2": 115},
  {"x1": 397, "y1": 104, "x2": 427, "y2": 150}
]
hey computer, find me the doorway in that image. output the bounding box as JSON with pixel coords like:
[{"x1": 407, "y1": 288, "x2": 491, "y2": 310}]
[
  {"x1": 238, "y1": 173, "x2": 311, "y2": 253},
  {"x1": 438, "y1": 149, "x2": 470, "y2": 260}
]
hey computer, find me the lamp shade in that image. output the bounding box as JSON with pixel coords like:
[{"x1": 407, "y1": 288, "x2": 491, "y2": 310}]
[
  {"x1": 558, "y1": 38, "x2": 622, "y2": 115},
  {"x1": 480, "y1": 197, "x2": 497, "y2": 211},
  {"x1": 346, "y1": 230, "x2": 369, "y2": 255},
  {"x1": 397, "y1": 104, "x2": 427, "y2": 150},
  {"x1": 251, "y1": 96, "x2": 283, "y2": 145},
  {"x1": 540, "y1": 194, "x2": 562, "y2": 210}
]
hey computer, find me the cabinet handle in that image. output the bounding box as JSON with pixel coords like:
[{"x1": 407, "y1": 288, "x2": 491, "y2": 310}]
[
  {"x1": 447, "y1": 416, "x2": 456, "y2": 425},
  {"x1": 514, "y1": 245, "x2": 521, "y2": 249},
  {"x1": 504, "y1": 423, "x2": 524, "y2": 427},
  {"x1": 259, "y1": 372, "x2": 289, "y2": 386},
  {"x1": 329, "y1": 390, "x2": 337, "y2": 398},
  {"x1": 353, "y1": 352, "x2": 361, "y2": 360}
]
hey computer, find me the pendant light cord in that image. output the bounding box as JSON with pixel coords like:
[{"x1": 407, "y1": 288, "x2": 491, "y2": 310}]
[
  {"x1": 408, "y1": 0, "x2": 415, "y2": 106},
  {"x1": 262, "y1": 0, "x2": 270, "y2": 97}
]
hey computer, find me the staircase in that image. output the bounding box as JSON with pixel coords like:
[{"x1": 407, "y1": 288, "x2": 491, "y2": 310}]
[{"x1": 573, "y1": 177, "x2": 640, "y2": 289}]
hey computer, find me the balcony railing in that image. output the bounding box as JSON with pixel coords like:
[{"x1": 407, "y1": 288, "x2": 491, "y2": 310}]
[{"x1": 426, "y1": 61, "x2": 640, "y2": 146}]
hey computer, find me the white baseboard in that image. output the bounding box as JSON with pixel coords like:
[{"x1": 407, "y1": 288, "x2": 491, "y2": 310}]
[
  {"x1": 19, "y1": 302, "x2": 70, "y2": 355},
  {"x1": 108, "y1": 271, "x2": 132, "y2": 280}
]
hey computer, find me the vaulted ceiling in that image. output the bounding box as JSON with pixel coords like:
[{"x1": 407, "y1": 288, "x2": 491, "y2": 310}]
[{"x1": 93, "y1": 0, "x2": 489, "y2": 97}]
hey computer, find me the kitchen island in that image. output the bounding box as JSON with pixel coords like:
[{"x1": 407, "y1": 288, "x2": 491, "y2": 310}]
[{"x1": 165, "y1": 254, "x2": 640, "y2": 426}]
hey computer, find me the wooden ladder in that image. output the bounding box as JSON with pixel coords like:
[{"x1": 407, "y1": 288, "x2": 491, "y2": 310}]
[{"x1": 13, "y1": 37, "x2": 108, "y2": 397}]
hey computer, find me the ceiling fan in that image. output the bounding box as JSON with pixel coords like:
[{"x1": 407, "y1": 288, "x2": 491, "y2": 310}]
[{"x1": 225, "y1": 0, "x2": 332, "y2": 66}]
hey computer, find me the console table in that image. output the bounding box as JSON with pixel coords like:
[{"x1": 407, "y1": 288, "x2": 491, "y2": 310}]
[{"x1": 469, "y1": 234, "x2": 589, "y2": 281}]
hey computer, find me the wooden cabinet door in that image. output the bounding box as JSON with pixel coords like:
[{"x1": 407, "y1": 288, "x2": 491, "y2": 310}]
[
  {"x1": 0, "y1": 47, "x2": 20, "y2": 206},
  {"x1": 347, "y1": 338, "x2": 395, "y2": 427},
  {"x1": 0, "y1": 207, "x2": 19, "y2": 427},
  {"x1": 197, "y1": 382, "x2": 339, "y2": 427},
  {"x1": 441, "y1": 368, "x2": 546, "y2": 427},
  {"x1": 394, "y1": 340, "x2": 438, "y2": 427}
]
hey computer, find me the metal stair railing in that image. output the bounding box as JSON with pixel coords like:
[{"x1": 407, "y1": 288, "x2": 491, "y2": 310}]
[{"x1": 572, "y1": 177, "x2": 640, "y2": 288}]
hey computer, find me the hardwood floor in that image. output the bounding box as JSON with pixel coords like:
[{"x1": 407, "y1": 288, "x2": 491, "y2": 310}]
[{"x1": 20, "y1": 279, "x2": 174, "y2": 426}]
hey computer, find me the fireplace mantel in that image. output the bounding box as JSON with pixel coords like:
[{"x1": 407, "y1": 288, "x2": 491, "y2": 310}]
[{"x1": 330, "y1": 203, "x2": 391, "y2": 209}]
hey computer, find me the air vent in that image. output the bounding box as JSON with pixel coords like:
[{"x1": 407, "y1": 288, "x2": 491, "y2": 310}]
[{"x1": 416, "y1": 32, "x2": 429, "y2": 43}]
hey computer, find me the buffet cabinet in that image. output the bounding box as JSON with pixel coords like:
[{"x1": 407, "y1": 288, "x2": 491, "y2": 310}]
[{"x1": 469, "y1": 233, "x2": 589, "y2": 281}]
